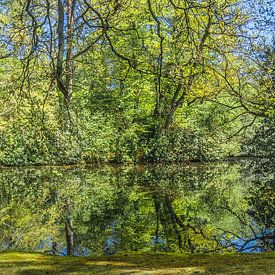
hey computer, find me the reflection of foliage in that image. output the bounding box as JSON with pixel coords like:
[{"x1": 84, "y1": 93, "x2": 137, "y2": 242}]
[
  {"x1": 0, "y1": 162, "x2": 274, "y2": 255},
  {"x1": 239, "y1": 118, "x2": 275, "y2": 252},
  {"x1": 247, "y1": 180, "x2": 274, "y2": 227}
]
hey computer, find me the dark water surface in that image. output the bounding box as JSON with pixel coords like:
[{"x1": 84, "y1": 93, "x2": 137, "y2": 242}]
[{"x1": 0, "y1": 160, "x2": 274, "y2": 255}]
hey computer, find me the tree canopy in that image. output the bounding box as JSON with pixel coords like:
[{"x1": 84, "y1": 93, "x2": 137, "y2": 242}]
[{"x1": 0, "y1": 0, "x2": 274, "y2": 165}]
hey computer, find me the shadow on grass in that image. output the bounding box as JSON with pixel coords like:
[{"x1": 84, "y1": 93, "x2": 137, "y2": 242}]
[{"x1": 0, "y1": 251, "x2": 274, "y2": 274}]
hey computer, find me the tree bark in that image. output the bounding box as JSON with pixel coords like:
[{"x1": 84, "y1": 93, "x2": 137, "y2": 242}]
[
  {"x1": 56, "y1": 0, "x2": 75, "y2": 101},
  {"x1": 65, "y1": 0, "x2": 75, "y2": 101},
  {"x1": 57, "y1": 0, "x2": 66, "y2": 97}
]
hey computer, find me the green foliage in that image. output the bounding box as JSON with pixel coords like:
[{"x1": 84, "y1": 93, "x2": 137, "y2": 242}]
[
  {"x1": 1, "y1": 162, "x2": 273, "y2": 254},
  {"x1": 0, "y1": 0, "x2": 273, "y2": 165}
]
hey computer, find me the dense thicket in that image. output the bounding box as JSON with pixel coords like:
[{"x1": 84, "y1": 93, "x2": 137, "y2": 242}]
[{"x1": 0, "y1": 0, "x2": 274, "y2": 165}]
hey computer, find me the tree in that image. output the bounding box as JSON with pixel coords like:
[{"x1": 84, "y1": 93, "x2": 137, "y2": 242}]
[
  {"x1": 0, "y1": 0, "x2": 273, "y2": 165},
  {"x1": 0, "y1": 1, "x2": 122, "y2": 103},
  {"x1": 94, "y1": 0, "x2": 249, "y2": 132}
]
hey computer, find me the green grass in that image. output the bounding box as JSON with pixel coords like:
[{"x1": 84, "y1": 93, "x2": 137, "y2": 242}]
[{"x1": 0, "y1": 251, "x2": 274, "y2": 274}]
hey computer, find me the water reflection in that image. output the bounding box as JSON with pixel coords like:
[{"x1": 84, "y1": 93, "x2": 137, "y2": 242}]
[{"x1": 0, "y1": 161, "x2": 274, "y2": 255}]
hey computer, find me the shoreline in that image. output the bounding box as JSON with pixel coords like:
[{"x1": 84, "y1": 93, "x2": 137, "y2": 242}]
[{"x1": 0, "y1": 155, "x2": 264, "y2": 170}]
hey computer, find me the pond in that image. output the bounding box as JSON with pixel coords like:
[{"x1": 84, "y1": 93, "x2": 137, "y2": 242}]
[{"x1": 0, "y1": 159, "x2": 274, "y2": 255}]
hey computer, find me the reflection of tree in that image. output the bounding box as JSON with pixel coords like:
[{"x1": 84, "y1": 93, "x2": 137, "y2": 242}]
[
  {"x1": 215, "y1": 204, "x2": 274, "y2": 252},
  {"x1": 238, "y1": 121, "x2": 275, "y2": 252},
  {"x1": 138, "y1": 165, "x2": 226, "y2": 253},
  {"x1": 0, "y1": 169, "x2": 74, "y2": 254},
  {"x1": 152, "y1": 193, "x2": 193, "y2": 252},
  {"x1": 0, "y1": 162, "x2": 273, "y2": 255},
  {"x1": 65, "y1": 197, "x2": 74, "y2": 256}
]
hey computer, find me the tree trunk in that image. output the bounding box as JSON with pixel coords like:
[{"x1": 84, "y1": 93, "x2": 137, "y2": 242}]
[
  {"x1": 65, "y1": 0, "x2": 75, "y2": 101},
  {"x1": 56, "y1": 0, "x2": 75, "y2": 101},
  {"x1": 56, "y1": 0, "x2": 66, "y2": 96}
]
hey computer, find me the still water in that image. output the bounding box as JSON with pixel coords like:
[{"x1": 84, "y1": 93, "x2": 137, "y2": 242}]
[{"x1": 0, "y1": 160, "x2": 274, "y2": 255}]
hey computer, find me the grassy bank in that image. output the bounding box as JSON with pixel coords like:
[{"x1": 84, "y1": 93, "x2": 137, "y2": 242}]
[{"x1": 0, "y1": 252, "x2": 274, "y2": 274}]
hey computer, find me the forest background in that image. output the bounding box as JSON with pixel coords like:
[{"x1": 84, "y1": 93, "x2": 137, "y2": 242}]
[{"x1": 0, "y1": 0, "x2": 274, "y2": 166}]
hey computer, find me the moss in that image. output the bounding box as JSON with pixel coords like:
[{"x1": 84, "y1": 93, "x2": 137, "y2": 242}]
[{"x1": 0, "y1": 251, "x2": 274, "y2": 274}]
